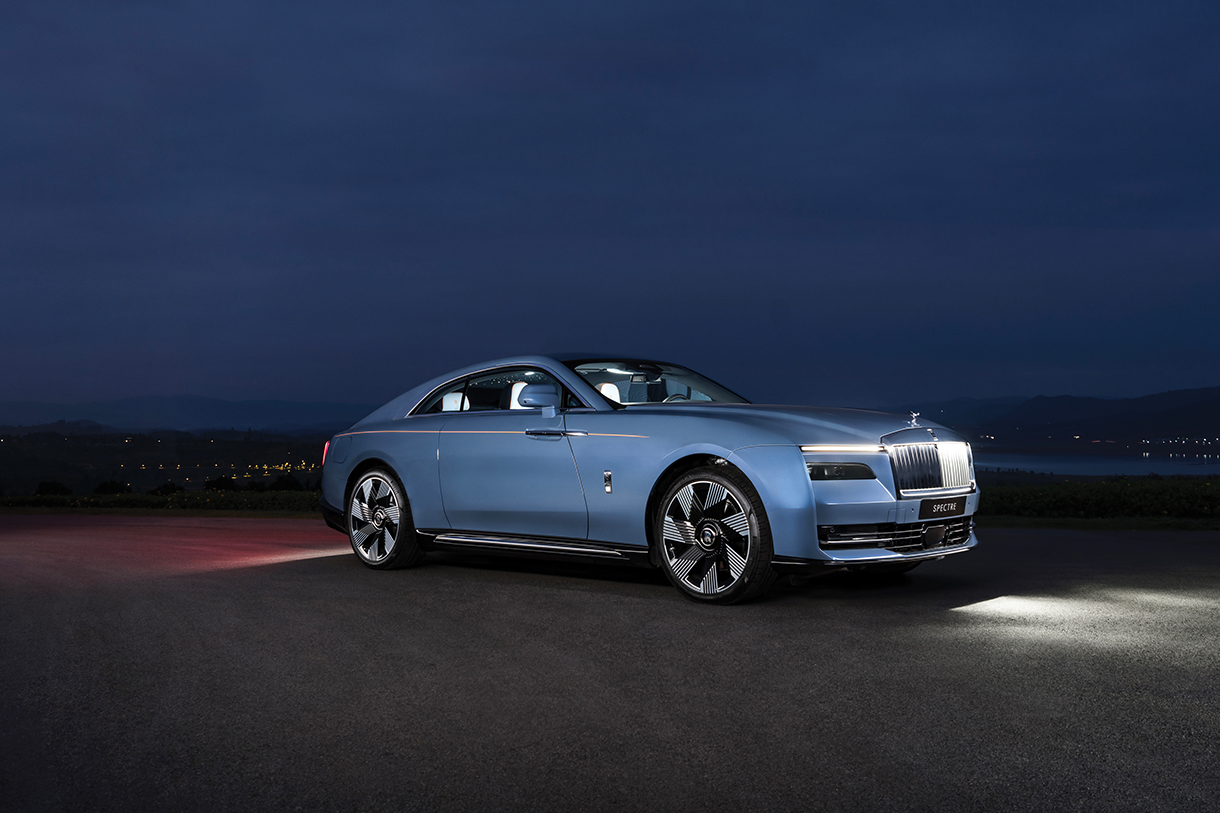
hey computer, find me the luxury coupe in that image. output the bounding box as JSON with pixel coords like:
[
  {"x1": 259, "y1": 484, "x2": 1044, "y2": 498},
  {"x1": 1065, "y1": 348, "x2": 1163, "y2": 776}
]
[{"x1": 319, "y1": 355, "x2": 979, "y2": 603}]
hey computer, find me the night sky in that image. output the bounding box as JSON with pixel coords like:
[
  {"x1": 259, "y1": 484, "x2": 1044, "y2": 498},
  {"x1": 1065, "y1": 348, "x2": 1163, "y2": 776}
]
[{"x1": 3, "y1": 1, "x2": 1217, "y2": 408}]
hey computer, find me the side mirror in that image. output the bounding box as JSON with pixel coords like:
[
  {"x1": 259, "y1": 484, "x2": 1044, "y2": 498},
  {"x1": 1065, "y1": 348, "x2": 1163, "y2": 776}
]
[{"x1": 517, "y1": 383, "x2": 562, "y2": 410}]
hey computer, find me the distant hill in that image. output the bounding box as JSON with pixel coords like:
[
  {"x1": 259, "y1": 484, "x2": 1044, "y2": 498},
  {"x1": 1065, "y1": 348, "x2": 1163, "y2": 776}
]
[
  {"x1": 0, "y1": 419, "x2": 127, "y2": 436},
  {"x1": 891, "y1": 386, "x2": 1220, "y2": 445},
  {"x1": 876, "y1": 396, "x2": 1028, "y2": 427},
  {"x1": 0, "y1": 396, "x2": 379, "y2": 435},
  {"x1": 979, "y1": 387, "x2": 1220, "y2": 438}
]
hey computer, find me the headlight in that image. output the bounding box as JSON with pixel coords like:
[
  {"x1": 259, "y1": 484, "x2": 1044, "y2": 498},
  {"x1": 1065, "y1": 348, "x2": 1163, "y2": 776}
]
[{"x1": 807, "y1": 462, "x2": 876, "y2": 481}]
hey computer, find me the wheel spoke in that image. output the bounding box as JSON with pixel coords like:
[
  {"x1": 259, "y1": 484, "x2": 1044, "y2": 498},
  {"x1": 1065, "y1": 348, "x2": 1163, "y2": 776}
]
[
  {"x1": 724, "y1": 543, "x2": 747, "y2": 579},
  {"x1": 384, "y1": 504, "x2": 400, "y2": 522},
  {"x1": 663, "y1": 516, "x2": 697, "y2": 546},
  {"x1": 676, "y1": 484, "x2": 695, "y2": 520},
  {"x1": 699, "y1": 562, "x2": 719, "y2": 594},
  {"x1": 352, "y1": 523, "x2": 372, "y2": 549},
  {"x1": 721, "y1": 511, "x2": 750, "y2": 538},
  {"x1": 689, "y1": 486, "x2": 706, "y2": 522},
  {"x1": 671, "y1": 544, "x2": 705, "y2": 581},
  {"x1": 704, "y1": 483, "x2": 727, "y2": 515}
]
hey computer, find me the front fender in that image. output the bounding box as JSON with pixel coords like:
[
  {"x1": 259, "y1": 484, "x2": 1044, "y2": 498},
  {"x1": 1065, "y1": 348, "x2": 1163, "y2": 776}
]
[{"x1": 728, "y1": 445, "x2": 818, "y2": 560}]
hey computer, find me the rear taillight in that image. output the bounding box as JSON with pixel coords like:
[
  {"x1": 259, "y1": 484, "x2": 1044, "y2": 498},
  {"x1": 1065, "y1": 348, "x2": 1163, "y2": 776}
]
[{"x1": 322, "y1": 440, "x2": 330, "y2": 466}]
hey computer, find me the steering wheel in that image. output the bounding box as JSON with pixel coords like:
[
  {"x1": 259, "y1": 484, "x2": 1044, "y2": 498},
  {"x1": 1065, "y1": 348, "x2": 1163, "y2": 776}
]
[{"x1": 662, "y1": 394, "x2": 689, "y2": 403}]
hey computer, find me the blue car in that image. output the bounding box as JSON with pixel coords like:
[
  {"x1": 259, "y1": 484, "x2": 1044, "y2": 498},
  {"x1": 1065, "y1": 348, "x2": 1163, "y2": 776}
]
[{"x1": 319, "y1": 355, "x2": 979, "y2": 603}]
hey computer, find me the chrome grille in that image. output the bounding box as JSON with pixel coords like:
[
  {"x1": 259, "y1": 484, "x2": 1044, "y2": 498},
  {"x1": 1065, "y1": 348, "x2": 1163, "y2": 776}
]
[
  {"x1": 819, "y1": 517, "x2": 973, "y2": 554},
  {"x1": 889, "y1": 442, "x2": 973, "y2": 495}
]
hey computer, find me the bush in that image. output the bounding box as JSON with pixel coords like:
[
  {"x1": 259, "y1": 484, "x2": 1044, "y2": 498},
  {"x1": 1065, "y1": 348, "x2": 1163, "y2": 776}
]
[
  {"x1": 979, "y1": 478, "x2": 1217, "y2": 519},
  {"x1": 148, "y1": 481, "x2": 186, "y2": 496},
  {"x1": 269, "y1": 474, "x2": 305, "y2": 492},
  {"x1": 204, "y1": 475, "x2": 241, "y2": 492},
  {"x1": 246, "y1": 480, "x2": 268, "y2": 492},
  {"x1": 0, "y1": 491, "x2": 319, "y2": 512},
  {"x1": 94, "y1": 480, "x2": 133, "y2": 495},
  {"x1": 36, "y1": 481, "x2": 72, "y2": 496}
]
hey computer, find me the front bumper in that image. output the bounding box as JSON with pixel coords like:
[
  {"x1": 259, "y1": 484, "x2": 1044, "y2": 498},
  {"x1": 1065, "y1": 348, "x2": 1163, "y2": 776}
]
[
  {"x1": 815, "y1": 534, "x2": 977, "y2": 566},
  {"x1": 773, "y1": 519, "x2": 979, "y2": 569}
]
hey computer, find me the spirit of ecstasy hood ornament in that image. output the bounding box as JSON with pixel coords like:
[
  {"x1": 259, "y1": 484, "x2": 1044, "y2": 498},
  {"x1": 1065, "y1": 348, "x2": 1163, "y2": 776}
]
[{"x1": 908, "y1": 411, "x2": 920, "y2": 427}]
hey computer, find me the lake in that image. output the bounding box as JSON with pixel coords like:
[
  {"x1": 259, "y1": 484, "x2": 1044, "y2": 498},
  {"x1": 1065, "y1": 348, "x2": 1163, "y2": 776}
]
[{"x1": 973, "y1": 452, "x2": 1219, "y2": 477}]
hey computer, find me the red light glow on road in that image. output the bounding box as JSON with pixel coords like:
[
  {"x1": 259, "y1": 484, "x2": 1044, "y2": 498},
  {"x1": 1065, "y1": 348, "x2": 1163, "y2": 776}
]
[{"x1": 0, "y1": 516, "x2": 351, "y2": 588}]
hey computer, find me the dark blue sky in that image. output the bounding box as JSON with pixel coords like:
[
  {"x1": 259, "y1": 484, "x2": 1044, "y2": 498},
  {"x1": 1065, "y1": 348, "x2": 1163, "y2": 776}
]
[{"x1": 3, "y1": 1, "x2": 1217, "y2": 408}]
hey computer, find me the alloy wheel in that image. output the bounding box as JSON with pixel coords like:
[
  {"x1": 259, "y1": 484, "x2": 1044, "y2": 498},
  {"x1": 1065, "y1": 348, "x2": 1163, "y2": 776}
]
[
  {"x1": 349, "y1": 475, "x2": 401, "y2": 564},
  {"x1": 661, "y1": 480, "x2": 753, "y2": 596}
]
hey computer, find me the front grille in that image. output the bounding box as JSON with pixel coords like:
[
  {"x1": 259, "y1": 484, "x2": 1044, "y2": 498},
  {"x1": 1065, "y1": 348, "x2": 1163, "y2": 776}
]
[
  {"x1": 889, "y1": 442, "x2": 973, "y2": 495},
  {"x1": 819, "y1": 516, "x2": 973, "y2": 554}
]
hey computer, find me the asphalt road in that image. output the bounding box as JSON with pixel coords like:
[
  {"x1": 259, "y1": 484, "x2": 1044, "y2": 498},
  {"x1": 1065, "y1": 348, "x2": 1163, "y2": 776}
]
[{"x1": 2, "y1": 515, "x2": 1218, "y2": 812}]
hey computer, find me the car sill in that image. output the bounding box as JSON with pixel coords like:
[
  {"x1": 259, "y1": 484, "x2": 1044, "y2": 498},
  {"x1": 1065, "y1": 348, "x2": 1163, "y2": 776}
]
[{"x1": 419, "y1": 531, "x2": 653, "y2": 567}]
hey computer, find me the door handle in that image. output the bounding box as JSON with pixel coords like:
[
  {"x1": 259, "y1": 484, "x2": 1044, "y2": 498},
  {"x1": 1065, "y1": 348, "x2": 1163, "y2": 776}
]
[
  {"x1": 564, "y1": 430, "x2": 588, "y2": 437},
  {"x1": 525, "y1": 428, "x2": 565, "y2": 437}
]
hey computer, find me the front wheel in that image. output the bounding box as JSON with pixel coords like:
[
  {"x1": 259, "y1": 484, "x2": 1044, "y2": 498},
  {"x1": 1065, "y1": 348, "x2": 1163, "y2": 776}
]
[
  {"x1": 347, "y1": 469, "x2": 425, "y2": 569},
  {"x1": 655, "y1": 466, "x2": 776, "y2": 604}
]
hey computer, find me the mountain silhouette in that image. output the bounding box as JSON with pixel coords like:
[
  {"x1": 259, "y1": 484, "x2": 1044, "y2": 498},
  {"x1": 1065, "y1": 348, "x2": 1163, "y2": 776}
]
[{"x1": 0, "y1": 396, "x2": 378, "y2": 434}]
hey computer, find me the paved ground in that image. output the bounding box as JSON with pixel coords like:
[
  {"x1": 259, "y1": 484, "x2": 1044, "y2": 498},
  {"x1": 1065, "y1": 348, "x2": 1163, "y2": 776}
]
[{"x1": 1, "y1": 515, "x2": 1218, "y2": 812}]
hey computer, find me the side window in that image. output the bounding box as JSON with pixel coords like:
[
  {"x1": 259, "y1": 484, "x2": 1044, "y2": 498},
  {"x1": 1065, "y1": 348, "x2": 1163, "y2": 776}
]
[
  {"x1": 418, "y1": 381, "x2": 469, "y2": 414},
  {"x1": 463, "y1": 368, "x2": 564, "y2": 411}
]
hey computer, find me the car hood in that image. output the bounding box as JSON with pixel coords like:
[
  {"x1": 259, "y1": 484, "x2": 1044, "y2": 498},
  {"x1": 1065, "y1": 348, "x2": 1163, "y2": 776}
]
[{"x1": 625, "y1": 403, "x2": 969, "y2": 447}]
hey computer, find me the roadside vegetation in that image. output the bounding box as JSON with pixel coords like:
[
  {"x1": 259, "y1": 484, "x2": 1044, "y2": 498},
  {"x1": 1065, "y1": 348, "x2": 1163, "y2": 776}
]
[
  {"x1": 0, "y1": 474, "x2": 321, "y2": 516},
  {"x1": 0, "y1": 490, "x2": 319, "y2": 514},
  {"x1": 977, "y1": 475, "x2": 1219, "y2": 530}
]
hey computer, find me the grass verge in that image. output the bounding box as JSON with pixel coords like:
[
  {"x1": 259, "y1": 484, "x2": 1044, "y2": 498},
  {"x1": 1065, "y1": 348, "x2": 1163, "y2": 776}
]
[
  {"x1": 978, "y1": 478, "x2": 1217, "y2": 523},
  {"x1": 976, "y1": 515, "x2": 1220, "y2": 532}
]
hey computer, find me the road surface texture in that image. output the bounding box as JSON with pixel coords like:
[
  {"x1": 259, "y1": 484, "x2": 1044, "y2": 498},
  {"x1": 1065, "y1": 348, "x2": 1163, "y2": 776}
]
[{"x1": 2, "y1": 515, "x2": 1218, "y2": 812}]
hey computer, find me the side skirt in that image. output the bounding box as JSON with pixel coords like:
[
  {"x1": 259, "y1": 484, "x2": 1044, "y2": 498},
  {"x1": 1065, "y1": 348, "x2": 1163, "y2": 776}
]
[{"x1": 416, "y1": 530, "x2": 654, "y2": 569}]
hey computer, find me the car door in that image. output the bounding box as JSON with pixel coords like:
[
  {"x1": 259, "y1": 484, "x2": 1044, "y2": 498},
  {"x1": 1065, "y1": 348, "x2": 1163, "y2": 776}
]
[
  {"x1": 438, "y1": 367, "x2": 589, "y2": 539},
  {"x1": 561, "y1": 409, "x2": 666, "y2": 547}
]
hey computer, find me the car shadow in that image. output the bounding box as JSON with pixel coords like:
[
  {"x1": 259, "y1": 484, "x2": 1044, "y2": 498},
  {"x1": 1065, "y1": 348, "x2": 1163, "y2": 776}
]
[{"x1": 421, "y1": 550, "x2": 673, "y2": 587}]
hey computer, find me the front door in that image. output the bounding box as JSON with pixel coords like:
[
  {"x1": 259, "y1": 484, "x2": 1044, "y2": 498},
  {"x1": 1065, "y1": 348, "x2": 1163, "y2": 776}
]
[{"x1": 437, "y1": 368, "x2": 588, "y2": 539}]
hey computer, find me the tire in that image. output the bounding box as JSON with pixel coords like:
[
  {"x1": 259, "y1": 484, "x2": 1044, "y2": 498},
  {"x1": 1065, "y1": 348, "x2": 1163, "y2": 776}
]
[
  {"x1": 655, "y1": 466, "x2": 777, "y2": 604},
  {"x1": 347, "y1": 469, "x2": 425, "y2": 570}
]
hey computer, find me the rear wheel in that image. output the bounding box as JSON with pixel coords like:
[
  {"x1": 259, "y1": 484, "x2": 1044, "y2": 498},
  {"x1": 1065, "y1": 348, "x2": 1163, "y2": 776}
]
[
  {"x1": 655, "y1": 467, "x2": 776, "y2": 604},
  {"x1": 348, "y1": 469, "x2": 424, "y2": 569}
]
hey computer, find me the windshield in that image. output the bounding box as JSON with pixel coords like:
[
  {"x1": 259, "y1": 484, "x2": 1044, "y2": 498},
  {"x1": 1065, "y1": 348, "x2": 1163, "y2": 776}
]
[{"x1": 565, "y1": 360, "x2": 748, "y2": 406}]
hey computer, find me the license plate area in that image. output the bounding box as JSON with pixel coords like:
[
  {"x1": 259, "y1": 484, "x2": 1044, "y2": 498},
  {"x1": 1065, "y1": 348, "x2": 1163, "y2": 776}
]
[{"x1": 919, "y1": 496, "x2": 967, "y2": 520}]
